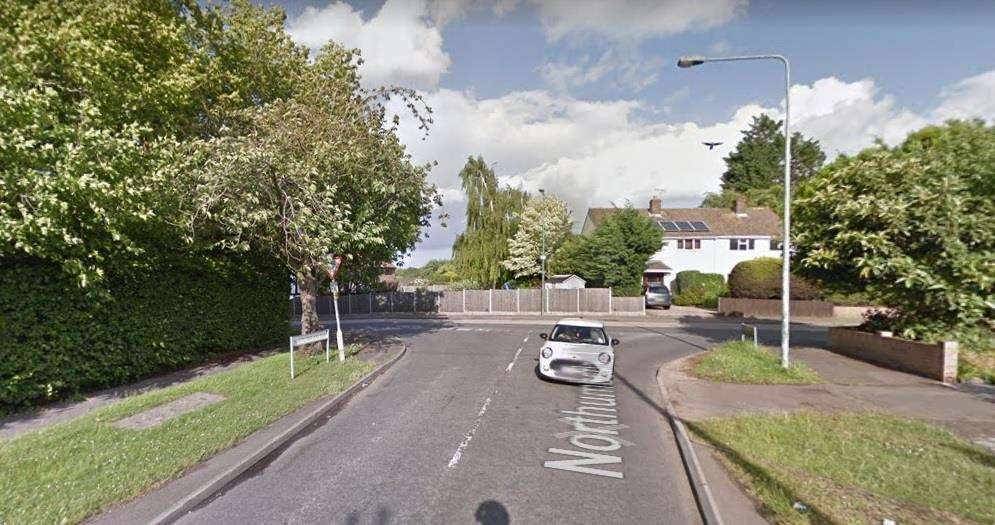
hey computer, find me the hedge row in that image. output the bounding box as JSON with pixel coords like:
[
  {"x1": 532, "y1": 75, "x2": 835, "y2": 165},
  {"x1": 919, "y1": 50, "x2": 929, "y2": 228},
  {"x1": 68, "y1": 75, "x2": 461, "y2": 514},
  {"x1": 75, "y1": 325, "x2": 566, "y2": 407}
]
[
  {"x1": 728, "y1": 257, "x2": 822, "y2": 300},
  {"x1": 0, "y1": 257, "x2": 288, "y2": 415},
  {"x1": 672, "y1": 271, "x2": 727, "y2": 308}
]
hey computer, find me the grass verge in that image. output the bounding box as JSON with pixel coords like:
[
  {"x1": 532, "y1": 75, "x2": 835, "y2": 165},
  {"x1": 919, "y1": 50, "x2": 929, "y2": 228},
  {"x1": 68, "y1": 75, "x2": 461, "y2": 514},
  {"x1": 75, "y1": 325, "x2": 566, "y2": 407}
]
[
  {"x1": 690, "y1": 412, "x2": 995, "y2": 524},
  {"x1": 0, "y1": 349, "x2": 375, "y2": 524},
  {"x1": 692, "y1": 340, "x2": 822, "y2": 385}
]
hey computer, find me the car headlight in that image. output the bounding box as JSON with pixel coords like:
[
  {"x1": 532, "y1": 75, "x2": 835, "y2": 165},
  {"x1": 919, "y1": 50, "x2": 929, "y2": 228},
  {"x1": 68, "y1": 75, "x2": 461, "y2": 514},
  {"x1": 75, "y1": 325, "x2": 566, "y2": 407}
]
[
  {"x1": 598, "y1": 352, "x2": 611, "y2": 364},
  {"x1": 541, "y1": 347, "x2": 553, "y2": 359}
]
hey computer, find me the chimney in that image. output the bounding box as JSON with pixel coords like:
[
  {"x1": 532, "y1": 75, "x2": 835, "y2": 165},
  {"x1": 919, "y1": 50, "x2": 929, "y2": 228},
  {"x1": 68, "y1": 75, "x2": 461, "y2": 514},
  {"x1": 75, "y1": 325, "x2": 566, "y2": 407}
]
[
  {"x1": 733, "y1": 197, "x2": 747, "y2": 215},
  {"x1": 649, "y1": 196, "x2": 662, "y2": 215}
]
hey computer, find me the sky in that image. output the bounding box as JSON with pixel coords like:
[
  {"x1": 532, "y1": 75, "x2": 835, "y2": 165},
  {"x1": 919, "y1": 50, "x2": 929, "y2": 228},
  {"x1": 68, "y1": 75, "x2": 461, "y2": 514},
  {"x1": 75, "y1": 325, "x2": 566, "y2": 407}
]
[{"x1": 270, "y1": 0, "x2": 995, "y2": 266}]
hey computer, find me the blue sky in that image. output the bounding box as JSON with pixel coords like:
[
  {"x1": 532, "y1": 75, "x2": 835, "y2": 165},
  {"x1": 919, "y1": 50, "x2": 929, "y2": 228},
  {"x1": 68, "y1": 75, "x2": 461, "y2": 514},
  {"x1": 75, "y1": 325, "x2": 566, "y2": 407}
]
[{"x1": 272, "y1": 0, "x2": 995, "y2": 265}]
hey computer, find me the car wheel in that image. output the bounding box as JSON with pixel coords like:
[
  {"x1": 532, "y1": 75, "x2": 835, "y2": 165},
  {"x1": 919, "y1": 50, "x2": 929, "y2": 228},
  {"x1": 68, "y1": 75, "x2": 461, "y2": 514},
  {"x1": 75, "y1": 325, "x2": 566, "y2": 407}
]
[{"x1": 663, "y1": 305, "x2": 671, "y2": 310}]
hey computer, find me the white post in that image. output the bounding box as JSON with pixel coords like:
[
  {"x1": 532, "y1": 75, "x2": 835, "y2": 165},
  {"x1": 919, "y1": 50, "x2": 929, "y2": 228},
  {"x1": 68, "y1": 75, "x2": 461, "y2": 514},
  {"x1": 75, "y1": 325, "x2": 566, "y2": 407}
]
[
  {"x1": 516, "y1": 288, "x2": 520, "y2": 312},
  {"x1": 780, "y1": 57, "x2": 792, "y2": 369},
  {"x1": 576, "y1": 288, "x2": 581, "y2": 313},
  {"x1": 333, "y1": 284, "x2": 345, "y2": 361},
  {"x1": 489, "y1": 288, "x2": 493, "y2": 312},
  {"x1": 289, "y1": 338, "x2": 295, "y2": 378},
  {"x1": 608, "y1": 287, "x2": 613, "y2": 314}
]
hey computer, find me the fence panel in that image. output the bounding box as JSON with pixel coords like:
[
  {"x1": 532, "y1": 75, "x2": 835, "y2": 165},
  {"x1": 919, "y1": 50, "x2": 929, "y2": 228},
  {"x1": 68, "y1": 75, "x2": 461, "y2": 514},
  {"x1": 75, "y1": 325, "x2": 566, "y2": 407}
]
[
  {"x1": 518, "y1": 289, "x2": 541, "y2": 312},
  {"x1": 372, "y1": 293, "x2": 391, "y2": 313},
  {"x1": 611, "y1": 296, "x2": 644, "y2": 315},
  {"x1": 464, "y1": 290, "x2": 490, "y2": 312},
  {"x1": 438, "y1": 291, "x2": 464, "y2": 313},
  {"x1": 547, "y1": 289, "x2": 579, "y2": 313},
  {"x1": 491, "y1": 289, "x2": 517, "y2": 312},
  {"x1": 580, "y1": 288, "x2": 610, "y2": 313},
  {"x1": 415, "y1": 291, "x2": 442, "y2": 313}
]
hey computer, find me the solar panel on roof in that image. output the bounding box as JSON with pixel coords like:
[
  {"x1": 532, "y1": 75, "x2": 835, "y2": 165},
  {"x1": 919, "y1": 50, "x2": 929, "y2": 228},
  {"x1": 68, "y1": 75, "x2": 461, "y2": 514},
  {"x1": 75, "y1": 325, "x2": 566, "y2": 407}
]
[
  {"x1": 675, "y1": 221, "x2": 694, "y2": 231},
  {"x1": 658, "y1": 220, "x2": 680, "y2": 232},
  {"x1": 690, "y1": 221, "x2": 709, "y2": 231}
]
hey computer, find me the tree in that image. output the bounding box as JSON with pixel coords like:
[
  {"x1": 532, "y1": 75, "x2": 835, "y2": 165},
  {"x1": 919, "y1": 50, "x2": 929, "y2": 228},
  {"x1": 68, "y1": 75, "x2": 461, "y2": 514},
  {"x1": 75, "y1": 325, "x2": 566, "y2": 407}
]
[
  {"x1": 0, "y1": 0, "x2": 306, "y2": 287},
  {"x1": 554, "y1": 207, "x2": 661, "y2": 294},
  {"x1": 450, "y1": 156, "x2": 527, "y2": 287},
  {"x1": 502, "y1": 195, "x2": 572, "y2": 279},
  {"x1": 701, "y1": 114, "x2": 825, "y2": 214},
  {"x1": 177, "y1": 44, "x2": 438, "y2": 336},
  {"x1": 794, "y1": 120, "x2": 995, "y2": 340}
]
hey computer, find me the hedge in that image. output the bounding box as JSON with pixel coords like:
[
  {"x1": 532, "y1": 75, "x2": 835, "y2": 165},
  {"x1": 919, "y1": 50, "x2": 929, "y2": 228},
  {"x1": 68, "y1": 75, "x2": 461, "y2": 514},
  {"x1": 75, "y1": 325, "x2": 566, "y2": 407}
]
[
  {"x1": 672, "y1": 271, "x2": 726, "y2": 308},
  {"x1": 0, "y1": 256, "x2": 288, "y2": 415},
  {"x1": 728, "y1": 257, "x2": 821, "y2": 300}
]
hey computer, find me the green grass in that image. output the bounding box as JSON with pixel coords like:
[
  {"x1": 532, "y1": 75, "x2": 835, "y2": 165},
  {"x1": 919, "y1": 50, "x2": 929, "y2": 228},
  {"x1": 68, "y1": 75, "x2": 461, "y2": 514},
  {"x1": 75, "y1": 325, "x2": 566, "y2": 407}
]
[
  {"x1": 690, "y1": 412, "x2": 995, "y2": 524},
  {"x1": 692, "y1": 341, "x2": 822, "y2": 385},
  {"x1": 0, "y1": 350, "x2": 375, "y2": 524}
]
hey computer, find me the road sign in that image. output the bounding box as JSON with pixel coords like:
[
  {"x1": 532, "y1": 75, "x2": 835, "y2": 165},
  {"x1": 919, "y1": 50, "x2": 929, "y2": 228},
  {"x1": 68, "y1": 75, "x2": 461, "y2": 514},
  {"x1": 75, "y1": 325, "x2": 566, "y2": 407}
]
[{"x1": 323, "y1": 253, "x2": 343, "y2": 280}]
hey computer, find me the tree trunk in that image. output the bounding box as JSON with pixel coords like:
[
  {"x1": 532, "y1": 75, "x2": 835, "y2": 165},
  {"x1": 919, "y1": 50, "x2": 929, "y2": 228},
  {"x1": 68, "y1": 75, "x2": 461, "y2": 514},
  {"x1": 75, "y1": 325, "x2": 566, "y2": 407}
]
[{"x1": 297, "y1": 270, "x2": 322, "y2": 355}]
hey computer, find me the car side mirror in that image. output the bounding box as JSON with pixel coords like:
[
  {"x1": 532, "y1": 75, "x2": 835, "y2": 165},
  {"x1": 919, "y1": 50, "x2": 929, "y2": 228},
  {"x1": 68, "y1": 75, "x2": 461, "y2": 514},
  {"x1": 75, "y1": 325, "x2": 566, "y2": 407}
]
[
  {"x1": 539, "y1": 333, "x2": 548, "y2": 340},
  {"x1": 611, "y1": 338, "x2": 620, "y2": 346}
]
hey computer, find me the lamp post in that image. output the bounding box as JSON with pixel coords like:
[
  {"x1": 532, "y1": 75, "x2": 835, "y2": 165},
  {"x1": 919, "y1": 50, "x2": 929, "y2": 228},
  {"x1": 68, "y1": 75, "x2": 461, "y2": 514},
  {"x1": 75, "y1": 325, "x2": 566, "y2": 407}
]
[
  {"x1": 539, "y1": 188, "x2": 546, "y2": 316},
  {"x1": 678, "y1": 54, "x2": 793, "y2": 368}
]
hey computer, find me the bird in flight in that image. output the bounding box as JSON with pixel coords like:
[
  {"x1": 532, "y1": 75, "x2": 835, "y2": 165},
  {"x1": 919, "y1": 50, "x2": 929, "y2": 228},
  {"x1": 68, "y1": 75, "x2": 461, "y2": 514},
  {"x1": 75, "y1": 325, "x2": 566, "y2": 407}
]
[{"x1": 703, "y1": 142, "x2": 723, "y2": 150}]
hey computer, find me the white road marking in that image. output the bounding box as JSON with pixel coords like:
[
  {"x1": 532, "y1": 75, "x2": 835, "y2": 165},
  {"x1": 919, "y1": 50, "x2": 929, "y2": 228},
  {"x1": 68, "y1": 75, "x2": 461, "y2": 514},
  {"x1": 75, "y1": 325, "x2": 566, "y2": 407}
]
[
  {"x1": 447, "y1": 395, "x2": 493, "y2": 468},
  {"x1": 505, "y1": 347, "x2": 523, "y2": 372}
]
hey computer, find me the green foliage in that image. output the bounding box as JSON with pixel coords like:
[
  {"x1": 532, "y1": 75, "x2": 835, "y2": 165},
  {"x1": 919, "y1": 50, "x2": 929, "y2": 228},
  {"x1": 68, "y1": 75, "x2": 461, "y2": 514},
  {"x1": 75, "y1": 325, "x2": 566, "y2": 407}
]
[
  {"x1": 0, "y1": 0, "x2": 305, "y2": 287},
  {"x1": 554, "y1": 207, "x2": 661, "y2": 291},
  {"x1": 502, "y1": 194, "x2": 573, "y2": 278},
  {"x1": 0, "y1": 257, "x2": 287, "y2": 415},
  {"x1": 701, "y1": 114, "x2": 825, "y2": 214},
  {"x1": 795, "y1": 120, "x2": 995, "y2": 340},
  {"x1": 672, "y1": 271, "x2": 726, "y2": 308},
  {"x1": 0, "y1": 350, "x2": 373, "y2": 524},
  {"x1": 396, "y1": 259, "x2": 459, "y2": 285},
  {"x1": 693, "y1": 341, "x2": 822, "y2": 385},
  {"x1": 728, "y1": 257, "x2": 821, "y2": 300},
  {"x1": 451, "y1": 156, "x2": 528, "y2": 287}
]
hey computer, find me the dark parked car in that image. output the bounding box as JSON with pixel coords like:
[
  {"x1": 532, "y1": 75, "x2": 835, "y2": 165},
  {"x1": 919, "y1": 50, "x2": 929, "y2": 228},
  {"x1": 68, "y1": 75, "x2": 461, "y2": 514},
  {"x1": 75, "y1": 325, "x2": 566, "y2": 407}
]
[{"x1": 645, "y1": 285, "x2": 672, "y2": 309}]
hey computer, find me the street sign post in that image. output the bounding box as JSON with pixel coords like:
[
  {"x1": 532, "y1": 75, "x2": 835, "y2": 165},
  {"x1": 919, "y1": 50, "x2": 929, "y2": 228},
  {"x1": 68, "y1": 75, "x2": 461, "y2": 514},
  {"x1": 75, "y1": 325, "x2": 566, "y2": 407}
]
[{"x1": 325, "y1": 254, "x2": 346, "y2": 362}]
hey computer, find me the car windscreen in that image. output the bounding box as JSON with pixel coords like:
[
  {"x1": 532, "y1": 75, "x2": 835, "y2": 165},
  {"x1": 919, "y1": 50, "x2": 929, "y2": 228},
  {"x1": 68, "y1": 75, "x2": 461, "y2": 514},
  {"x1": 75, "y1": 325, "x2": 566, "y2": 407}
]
[
  {"x1": 648, "y1": 286, "x2": 669, "y2": 294},
  {"x1": 550, "y1": 325, "x2": 608, "y2": 345}
]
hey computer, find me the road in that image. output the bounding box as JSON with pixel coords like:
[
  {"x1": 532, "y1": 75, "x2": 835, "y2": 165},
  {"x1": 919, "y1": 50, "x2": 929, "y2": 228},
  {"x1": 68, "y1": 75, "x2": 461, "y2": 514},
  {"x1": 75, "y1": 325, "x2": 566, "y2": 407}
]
[{"x1": 177, "y1": 318, "x2": 825, "y2": 524}]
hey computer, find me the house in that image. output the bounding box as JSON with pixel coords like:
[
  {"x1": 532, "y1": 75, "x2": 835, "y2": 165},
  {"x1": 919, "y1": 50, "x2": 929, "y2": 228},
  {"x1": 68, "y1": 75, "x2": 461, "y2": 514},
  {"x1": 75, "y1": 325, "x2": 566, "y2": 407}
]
[
  {"x1": 581, "y1": 196, "x2": 781, "y2": 288},
  {"x1": 544, "y1": 274, "x2": 587, "y2": 289}
]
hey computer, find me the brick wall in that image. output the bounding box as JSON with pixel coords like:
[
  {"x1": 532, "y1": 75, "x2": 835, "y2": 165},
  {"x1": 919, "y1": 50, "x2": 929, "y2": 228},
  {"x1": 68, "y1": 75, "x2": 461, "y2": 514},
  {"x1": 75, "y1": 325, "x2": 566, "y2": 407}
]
[{"x1": 827, "y1": 327, "x2": 958, "y2": 383}]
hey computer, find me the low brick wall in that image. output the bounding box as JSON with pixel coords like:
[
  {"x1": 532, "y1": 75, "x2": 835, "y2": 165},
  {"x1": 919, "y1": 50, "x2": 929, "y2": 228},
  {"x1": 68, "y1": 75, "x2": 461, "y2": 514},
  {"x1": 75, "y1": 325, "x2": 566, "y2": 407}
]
[
  {"x1": 718, "y1": 297, "x2": 834, "y2": 317},
  {"x1": 827, "y1": 327, "x2": 958, "y2": 383}
]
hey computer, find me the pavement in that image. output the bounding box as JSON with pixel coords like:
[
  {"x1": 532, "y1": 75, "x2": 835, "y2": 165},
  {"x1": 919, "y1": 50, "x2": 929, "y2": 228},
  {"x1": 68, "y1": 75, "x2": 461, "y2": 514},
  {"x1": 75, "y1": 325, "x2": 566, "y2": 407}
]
[{"x1": 151, "y1": 318, "x2": 826, "y2": 524}]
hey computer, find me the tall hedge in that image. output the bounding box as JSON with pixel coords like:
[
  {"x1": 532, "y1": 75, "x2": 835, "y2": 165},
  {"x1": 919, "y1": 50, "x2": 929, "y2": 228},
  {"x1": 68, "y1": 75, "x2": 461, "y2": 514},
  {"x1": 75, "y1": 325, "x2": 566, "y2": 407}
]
[
  {"x1": 672, "y1": 271, "x2": 727, "y2": 307},
  {"x1": 0, "y1": 257, "x2": 287, "y2": 415},
  {"x1": 728, "y1": 257, "x2": 821, "y2": 300}
]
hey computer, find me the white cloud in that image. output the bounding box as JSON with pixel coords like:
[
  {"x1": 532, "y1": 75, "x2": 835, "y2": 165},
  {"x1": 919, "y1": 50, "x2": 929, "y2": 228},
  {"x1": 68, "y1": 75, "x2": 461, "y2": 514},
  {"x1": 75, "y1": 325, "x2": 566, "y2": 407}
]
[
  {"x1": 933, "y1": 70, "x2": 995, "y2": 121},
  {"x1": 529, "y1": 0, "x2": 747, "y2": 42},
  {"x1": 287, "y1": 0, "x2": 450, "y2": 89},
  {"x1": 540, "y1": 49, "x2": 664, "y2": 93},
  {"x1": 400, "y1": 70, "x2": 995, "y2": 265}
]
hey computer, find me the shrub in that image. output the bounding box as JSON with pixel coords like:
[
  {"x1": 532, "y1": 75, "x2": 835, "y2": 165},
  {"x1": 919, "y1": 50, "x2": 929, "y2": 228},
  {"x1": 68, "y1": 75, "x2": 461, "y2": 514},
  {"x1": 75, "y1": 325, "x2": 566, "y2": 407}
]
[
  {"x1": 728, "y1": 258, "x2": 822, "y2": 300},
  {"x1": 0, "y1": 257, "x2": 287, "y2": 415},
  {"x1": 672, "y1": 271, "x2": 726, "y2": 307},
  {"x1": 613, "y1": 283, "x2": 645, "y2": 297}
]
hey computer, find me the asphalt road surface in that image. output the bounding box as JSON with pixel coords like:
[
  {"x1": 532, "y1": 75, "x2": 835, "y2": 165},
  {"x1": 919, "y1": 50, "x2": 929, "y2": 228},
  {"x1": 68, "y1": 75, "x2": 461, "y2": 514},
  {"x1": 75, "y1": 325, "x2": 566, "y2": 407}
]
[{"x1": 177, "y1": 318, "x2": 825, "y2": 524}]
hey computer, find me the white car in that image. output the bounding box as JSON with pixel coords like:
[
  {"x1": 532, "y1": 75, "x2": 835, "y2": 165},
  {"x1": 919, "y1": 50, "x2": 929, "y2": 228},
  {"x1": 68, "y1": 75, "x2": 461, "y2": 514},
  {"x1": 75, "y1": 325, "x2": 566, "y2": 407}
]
[{"x1": 537, "y1": 319, "x2": 619, "y2": 385}]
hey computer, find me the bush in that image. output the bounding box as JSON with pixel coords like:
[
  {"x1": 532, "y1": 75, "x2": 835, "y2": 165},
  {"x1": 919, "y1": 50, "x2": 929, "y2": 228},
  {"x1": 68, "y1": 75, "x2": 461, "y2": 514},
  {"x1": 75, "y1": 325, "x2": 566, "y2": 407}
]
[
  {"x1": 613, "y1": 283, "x2": 645, "y2": 297},
  {"x1": 0, "y1": 257, "x2": 287, "y2": 415},
  {"x1": 728, "y1": 258, "x2": 822, "y2": 300},
  {"x1": 672, "y1": 271, "x2": 726, "y2": 307}
]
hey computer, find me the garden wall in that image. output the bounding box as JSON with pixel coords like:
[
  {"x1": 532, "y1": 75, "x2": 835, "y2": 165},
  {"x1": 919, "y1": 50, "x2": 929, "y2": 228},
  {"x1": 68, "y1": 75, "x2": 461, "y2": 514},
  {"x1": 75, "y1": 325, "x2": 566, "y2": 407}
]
[
  {"x1": 826, "y1": 328, "x2": 958, "y2": 383},
  {"x1": 718, "y1": 297, "x2": 834, "y2": 317},
  {"x1": 0, "y1": 257, "x2": 287, "y2": 415}
]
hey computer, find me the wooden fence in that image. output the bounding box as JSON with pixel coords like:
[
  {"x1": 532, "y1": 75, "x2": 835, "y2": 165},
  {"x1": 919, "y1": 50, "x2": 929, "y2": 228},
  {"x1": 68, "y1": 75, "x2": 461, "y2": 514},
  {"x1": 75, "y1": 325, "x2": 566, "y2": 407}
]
[{"x1": 290, "y1": 288, "x2": 645, "y2": 316}]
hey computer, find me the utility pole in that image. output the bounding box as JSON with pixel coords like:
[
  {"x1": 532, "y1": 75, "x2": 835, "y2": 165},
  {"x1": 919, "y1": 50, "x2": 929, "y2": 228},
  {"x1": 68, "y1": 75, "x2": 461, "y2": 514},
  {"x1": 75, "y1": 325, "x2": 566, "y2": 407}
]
[
  {"x1": 539, "y1": 188, "x2": 546, "y2": 316},
  {"x1": 679, "y1": 53, "x2": 793, "y2": 368}
]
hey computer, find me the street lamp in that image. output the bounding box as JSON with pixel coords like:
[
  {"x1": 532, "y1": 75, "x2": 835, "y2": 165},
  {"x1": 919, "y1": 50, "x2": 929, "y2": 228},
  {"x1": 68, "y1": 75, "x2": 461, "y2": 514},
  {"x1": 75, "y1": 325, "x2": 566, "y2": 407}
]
[
  {"x1": 539, "y1": 188, "x2": 546, "y2": 316},
  {"x1": 678, "y1": 53, "x2": 793, "y2": 368}
]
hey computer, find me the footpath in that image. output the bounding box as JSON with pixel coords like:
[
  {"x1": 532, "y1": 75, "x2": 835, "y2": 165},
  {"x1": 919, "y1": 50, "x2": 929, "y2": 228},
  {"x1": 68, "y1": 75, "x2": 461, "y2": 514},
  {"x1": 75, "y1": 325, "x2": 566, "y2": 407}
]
[{"x1": 660, "y1": 346, "x2": 995, "y2": 523}]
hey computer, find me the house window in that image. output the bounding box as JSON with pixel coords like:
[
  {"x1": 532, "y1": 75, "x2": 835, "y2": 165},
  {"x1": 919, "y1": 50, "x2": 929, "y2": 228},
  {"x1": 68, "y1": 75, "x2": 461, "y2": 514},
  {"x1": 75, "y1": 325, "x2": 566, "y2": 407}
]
[
  {"x1": 729, "y1": 238, "x2": 755, "y2": 250},
  {"x1": 677, "y1": 239, "x2": 701, "y2": 250}
]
